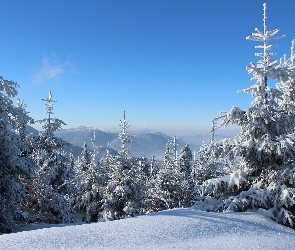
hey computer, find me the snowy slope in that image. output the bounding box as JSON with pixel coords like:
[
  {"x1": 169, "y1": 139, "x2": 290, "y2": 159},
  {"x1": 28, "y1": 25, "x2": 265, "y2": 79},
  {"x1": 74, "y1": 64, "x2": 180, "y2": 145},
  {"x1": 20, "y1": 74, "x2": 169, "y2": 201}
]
[{"x1": 1, "y1": 208, "x2": 295, "y2": 250}]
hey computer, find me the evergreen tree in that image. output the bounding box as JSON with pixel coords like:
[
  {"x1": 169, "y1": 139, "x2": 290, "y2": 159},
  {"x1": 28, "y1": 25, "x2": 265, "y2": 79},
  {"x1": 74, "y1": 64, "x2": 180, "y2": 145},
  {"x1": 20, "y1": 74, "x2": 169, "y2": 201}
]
[
  {"x1": 150, "y1": 155, "x2": 159, "y2": 178},
  {"x1": 79, "y1": 142, "x2": 92, "y2": 171},
  {"x1": 26, "y1": 91, "x2": 76, "y2": 224},
  {"x1": 136, "y1": 153, "x2": 152, "y2": 213},
  {"x1": 12, "y1": 99, "x2": 34, "y2": 144},
  {"x1": 193, "y1": 138, "x2": 232, "y2": 185},
  {"x1": 144, "y1": 155, "x2": 158, "y2": 212},
  {"x1": 73, "y1": 140, "x2": 106, "y2": 222},
  {"x1": 37, "y1": 92, "x2": 75, "y2": 195},
  {"x1": 0, "y1": 76, "x2": 33, "y2": 233},
  {"x1": 149, "y1": 139, "x2": 182, "y2": 210},
  {"x1": 179, "y1": 144, "x2": 192, "y2": 177},
  {"x1": 102, "y1": 112, "x2": 144, "y2": 220},
  {"x1": 178, "y1": 144, "x2": 195, "y2": 207},
  {"x1": 197, "y1": 3, "x2": 295, "y2": 228},
  {"x1": 138, "y1": 153, "x2": 151, "y2": 183}
]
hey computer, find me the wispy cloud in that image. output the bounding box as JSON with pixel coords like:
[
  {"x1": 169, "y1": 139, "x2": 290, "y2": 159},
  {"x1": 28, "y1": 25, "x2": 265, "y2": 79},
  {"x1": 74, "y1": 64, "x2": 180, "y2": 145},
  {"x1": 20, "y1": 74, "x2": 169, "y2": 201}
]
[{"x1": 32, "y1": 53, "x2": 75, "y2": 85}]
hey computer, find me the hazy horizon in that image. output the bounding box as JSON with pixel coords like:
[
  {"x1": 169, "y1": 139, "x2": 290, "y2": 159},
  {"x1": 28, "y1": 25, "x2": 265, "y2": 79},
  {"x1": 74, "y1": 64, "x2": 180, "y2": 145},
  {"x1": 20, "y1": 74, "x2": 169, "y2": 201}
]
[{"x1": 31, "y1": 122, "x2": 240, "y2": 138}]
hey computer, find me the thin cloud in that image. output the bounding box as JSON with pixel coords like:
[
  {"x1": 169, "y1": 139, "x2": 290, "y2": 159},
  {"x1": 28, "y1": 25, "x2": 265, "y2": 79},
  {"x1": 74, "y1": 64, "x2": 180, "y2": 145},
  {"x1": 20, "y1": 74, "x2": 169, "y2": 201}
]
[{"x1": 32, "y1": 54, "x2": 75, "y2": 85}]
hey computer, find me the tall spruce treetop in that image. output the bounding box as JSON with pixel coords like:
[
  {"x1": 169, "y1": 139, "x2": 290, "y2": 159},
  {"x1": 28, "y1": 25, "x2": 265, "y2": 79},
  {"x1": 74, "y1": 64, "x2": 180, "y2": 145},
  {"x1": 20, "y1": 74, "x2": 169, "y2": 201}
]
[
  {"x1": 35, "y1": 91, "x2": 68, "y2": 153},
  {"x1": 245, "y1": 3, "x2": 286, "y2": 87},
  {"x1": 119, "y1": 111, "x2": 131, "y2": 159},
  {"x1": 218, "y1": 3, "x2": 293, "y2": 153},
  {"x1": 39, "y1": 91, "x2": 66, "y2": 139}
]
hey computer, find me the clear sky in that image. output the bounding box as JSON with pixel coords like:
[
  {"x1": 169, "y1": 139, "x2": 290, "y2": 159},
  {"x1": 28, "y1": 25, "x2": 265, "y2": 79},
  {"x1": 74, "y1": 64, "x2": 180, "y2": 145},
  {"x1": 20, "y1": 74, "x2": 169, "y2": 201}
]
[{"x1": 1, "y1": 0, "x2": 295, "y2": 136}]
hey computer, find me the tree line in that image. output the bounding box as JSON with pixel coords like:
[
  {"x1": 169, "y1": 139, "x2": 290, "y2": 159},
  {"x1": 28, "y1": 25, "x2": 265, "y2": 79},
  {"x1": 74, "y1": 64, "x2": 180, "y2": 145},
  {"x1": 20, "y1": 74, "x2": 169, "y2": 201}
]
[{"x1": 0, "y1": 89, "x2": 198, "y2": 232}]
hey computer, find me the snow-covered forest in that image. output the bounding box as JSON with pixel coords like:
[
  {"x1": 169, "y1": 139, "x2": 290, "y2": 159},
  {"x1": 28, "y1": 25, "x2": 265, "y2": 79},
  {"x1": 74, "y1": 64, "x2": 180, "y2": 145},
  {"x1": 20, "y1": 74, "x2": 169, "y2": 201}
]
[{"x1": 1, "y1": 2, "x2": 295, "y2": 238}]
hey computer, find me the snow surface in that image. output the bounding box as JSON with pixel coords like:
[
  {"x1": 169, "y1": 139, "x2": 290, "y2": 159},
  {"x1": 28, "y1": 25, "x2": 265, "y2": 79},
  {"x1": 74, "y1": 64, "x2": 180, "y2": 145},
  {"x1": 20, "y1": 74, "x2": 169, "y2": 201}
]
[{"x1": 1, "y1": 208, "x2": 295, "y2": 250}]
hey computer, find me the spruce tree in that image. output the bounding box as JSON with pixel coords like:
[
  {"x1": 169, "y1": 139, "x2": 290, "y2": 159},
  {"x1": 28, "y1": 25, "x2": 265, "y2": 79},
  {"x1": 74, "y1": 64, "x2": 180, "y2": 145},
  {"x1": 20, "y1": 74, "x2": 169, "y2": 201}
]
[
  {"x1": 73, "y1": 140, "x2": 106, "y2": 222},
  {"x1": 102, "y1": 112, "x2": 144, "y2": 220},
  {"x1": 138, "y1": 154, "x2": 151, "y2": 183},
  {"x1": 178, "y1": 144, "x2": 195, "y2": 207},
  {"x1": 79, "y1": 142, "x2": 92, "y2": 171},
  {"x1": 0, "y1": 76, "x2": 33, "y2": 233},
  {"x1": 12, "y1": 99, "x2": 34, "y2": 144},
  {"x1": 197, "y1": 3, "x2": 295, "y2": 228},
  {"x1": 150, "y1": 155, "x2": 159, "y2": 178},
  {"x1": 145, "y1": 155, "x2": 159, "y2": 212},
  {"x1": 150, "y1": 139, "x2": 182, "y2": 210},
  {"x1": 193, "y1": 138, "x2": 232, "y2": 185},
  {"x1": 26, "y1": 91, "x2": 76, "y2": 224}
]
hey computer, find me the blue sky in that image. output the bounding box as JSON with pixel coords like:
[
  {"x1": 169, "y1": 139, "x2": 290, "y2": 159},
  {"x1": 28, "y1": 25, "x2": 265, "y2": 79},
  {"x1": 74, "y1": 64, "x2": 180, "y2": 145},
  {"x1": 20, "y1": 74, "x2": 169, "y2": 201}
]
[{"x1": 1, "y1": 0, "x2": 295, "y2": 136}]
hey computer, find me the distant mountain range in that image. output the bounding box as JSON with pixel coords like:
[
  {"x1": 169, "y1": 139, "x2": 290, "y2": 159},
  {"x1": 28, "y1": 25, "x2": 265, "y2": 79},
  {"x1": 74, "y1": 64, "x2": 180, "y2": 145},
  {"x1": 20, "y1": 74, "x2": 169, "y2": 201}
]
[
  {"x1": 27, "y1": 126, "x2": 234, "y2": 160},
  {"x1": 54, "y1": 128, "x2": 187, "y2": 160}
]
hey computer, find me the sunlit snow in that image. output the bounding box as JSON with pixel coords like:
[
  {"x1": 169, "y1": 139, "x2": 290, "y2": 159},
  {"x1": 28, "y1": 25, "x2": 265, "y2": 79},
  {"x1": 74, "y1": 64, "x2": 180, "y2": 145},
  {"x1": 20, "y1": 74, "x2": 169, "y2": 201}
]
[{"x1": 1, "y1": 208, "x2": 295, "y2": 249}]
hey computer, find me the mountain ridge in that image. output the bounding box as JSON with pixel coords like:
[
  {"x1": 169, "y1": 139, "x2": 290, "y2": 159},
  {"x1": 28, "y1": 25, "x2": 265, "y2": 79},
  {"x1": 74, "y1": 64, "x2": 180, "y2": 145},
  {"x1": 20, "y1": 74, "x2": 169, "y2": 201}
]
[{"x1": 28, "y1": 126, "x2": 234, "y2": 159}]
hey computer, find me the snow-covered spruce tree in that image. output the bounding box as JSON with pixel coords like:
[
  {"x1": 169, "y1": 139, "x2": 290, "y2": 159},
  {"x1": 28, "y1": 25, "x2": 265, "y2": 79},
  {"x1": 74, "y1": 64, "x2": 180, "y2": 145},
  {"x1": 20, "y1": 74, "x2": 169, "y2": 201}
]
[
  {"x1": 149, "y1": 139, "x2": 182, "y2": 211},
  {"x1": 138, "y1": 154, "x2": 151, "y2": 183},
  {"x1": 276, "y1": 39, "x2": 295, "y2": 128},
  {"x1": 12, "y1": 99, "x2": 34, "y2": 144},
  {"x1": 13, "y1": 99, "x2": 42, "y2": 221},
  {"x1": 72, "y1": 143, "x2": 90, "y2": 221},
  {"x1": 193, "y1": 128, "x2": 233, "y2": 185},
  {"x1": 144, "y1": 155, "x2": 160, "y2": 212},
  {"x1": 136, "y1": 153, "x2": 152, "y2": 212},
  {"x1": 26, "y1": 91, "x2": 76, "y2": 224},
  {"x1": 178, "y1": 144, "x2": 195, "y2": 207},
  {"x1": 0, "y1": 76, "x2": 33, "y2": 233},
  {"x1": 150, "y1": 155, "x2": 159, "y2": 177},
  {"x1": 73, "y1": 140, "x2": 107, "y2": 222},
  {"x1": 179, "y1": 144, "x2": 193, "y2": 173},
  {"x1": 195, "y1": 3, "x2": 295, "y2": 228},
  {"x1": 91, "y1": 134, "x2": 109, "y2": 190},
  {"x1": 102, "y1": 112, "x2": 145, "y2": 220},
  {"x1": 80, "y1": 142, "x2": 92, "y2": 171}
]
